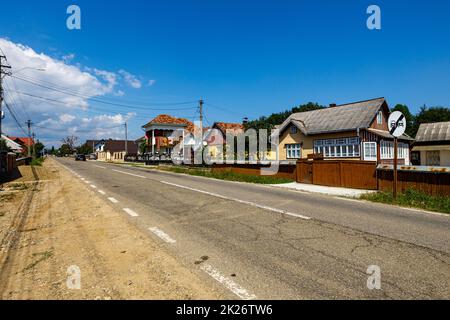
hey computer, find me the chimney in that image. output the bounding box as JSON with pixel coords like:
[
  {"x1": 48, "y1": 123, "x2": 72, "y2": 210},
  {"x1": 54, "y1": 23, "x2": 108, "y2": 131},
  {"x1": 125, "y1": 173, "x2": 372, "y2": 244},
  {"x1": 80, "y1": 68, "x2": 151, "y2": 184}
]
[{"x1": 329, "y1": 103, "x2": 337, "y2": 108}]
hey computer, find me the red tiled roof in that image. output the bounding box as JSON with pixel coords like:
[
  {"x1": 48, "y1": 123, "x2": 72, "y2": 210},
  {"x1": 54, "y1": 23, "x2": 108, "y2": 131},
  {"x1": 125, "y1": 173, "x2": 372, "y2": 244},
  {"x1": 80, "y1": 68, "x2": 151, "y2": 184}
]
[
  {"x1": 213, "y1": 122, "x2": 245, "y2": 135},
  {"x1": 8, "y1": 137, "x2": 34, "y2": 147},
  {"x1": 146, "y1": 114, "x2": 195, "y2": 133}
]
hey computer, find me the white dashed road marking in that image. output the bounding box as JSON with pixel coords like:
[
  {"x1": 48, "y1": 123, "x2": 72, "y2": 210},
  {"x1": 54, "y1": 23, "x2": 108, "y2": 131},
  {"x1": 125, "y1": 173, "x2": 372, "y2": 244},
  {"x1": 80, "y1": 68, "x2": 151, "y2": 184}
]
[
  {"x1": 90, "y1": 185, "x2": 97, "y2": 189},
  {"x1": 112, "y1": 169, "x2": 147, "y2": 179},
  {"x1": 200, "y1": 264, "x2": 256, "y2": 300},
  {"x1": 149, "y1": 227, "x2": 176, "y2": 244},
  {"x1": 123, "y1": 208, "x2": 139, "y2": 217},
  {"x1": 108, "y1": 197, "x2": 119, "y2": 204},
  {"x1": 98, "y1": 190, "x2": 106, "y2": 195},
  {"x1": 160, "y1": 181, "x2": 311, "y2": 220}
]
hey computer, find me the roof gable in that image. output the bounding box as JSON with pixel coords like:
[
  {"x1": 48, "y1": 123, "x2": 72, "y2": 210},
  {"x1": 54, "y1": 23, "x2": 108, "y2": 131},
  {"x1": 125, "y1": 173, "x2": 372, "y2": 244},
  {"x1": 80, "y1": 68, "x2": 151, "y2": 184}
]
[
  {"x1": 143, "y1": 114, "x2": 195, "y2": 132},
  {"x1": 278, "y1": 97, "x2": 386, "y2": 135}
]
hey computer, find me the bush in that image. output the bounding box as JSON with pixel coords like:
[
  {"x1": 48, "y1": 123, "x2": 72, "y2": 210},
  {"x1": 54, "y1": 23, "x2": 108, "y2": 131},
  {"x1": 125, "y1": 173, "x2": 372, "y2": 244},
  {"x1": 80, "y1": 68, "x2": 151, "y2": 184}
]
[
  {"x1": 30, "y1": 157, "x2": 45, "y2": 166},
  {"x1": 159, "y1": 166, "x2": 294, "y2": 184}
]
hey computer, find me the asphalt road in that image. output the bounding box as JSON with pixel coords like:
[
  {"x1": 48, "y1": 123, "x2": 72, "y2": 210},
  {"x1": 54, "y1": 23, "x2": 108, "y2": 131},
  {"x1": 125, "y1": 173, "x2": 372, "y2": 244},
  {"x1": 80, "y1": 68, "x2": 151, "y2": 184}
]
[{"x1": 56, "y1": 158, "x2": 450, "y2": 299}]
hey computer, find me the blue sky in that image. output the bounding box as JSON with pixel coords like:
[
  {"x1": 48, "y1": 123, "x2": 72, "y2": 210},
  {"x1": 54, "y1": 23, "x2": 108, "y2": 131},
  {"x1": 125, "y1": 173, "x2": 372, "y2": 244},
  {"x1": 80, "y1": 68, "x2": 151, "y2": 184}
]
[{"x1": 1, "y1": 0, "x2": 449, "y2": 146}]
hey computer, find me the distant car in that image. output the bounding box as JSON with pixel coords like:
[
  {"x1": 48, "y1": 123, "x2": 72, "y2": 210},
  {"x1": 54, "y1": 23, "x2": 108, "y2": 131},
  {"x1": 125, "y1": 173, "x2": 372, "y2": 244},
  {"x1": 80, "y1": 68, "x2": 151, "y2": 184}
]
[
  {"x1": 75, "y1": 154, "x2": 86, "y2": 161},
  {"x1": 89, "y1": 154, "x2": 97, "y2": 160}
]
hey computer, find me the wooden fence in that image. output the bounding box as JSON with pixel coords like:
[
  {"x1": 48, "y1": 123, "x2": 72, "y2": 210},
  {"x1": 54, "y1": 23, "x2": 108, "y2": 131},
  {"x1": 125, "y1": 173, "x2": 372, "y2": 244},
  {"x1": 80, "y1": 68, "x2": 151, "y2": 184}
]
[
  {"x1": 378, "y1": 168, "x2": 450, "y2": 197},
  {"x1": 0, "y1": 152, "x2": 17, "y2": 179},
  {"x1": 297, "y1": 160, "x2": 378, "y2": 190},
  {"x1": 212, "y1": 163, "x2": 297, "y2": 181}
]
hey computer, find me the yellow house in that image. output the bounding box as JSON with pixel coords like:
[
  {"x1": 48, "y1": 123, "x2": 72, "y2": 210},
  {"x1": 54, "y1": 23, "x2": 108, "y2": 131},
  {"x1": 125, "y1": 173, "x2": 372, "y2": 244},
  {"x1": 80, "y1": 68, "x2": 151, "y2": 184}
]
[
  {"x1": 412, "y1": 121, "x2": 450, "y2": 166},
  {"x1": 274, "y1": 98, "x2": 414, "y2": 164}
]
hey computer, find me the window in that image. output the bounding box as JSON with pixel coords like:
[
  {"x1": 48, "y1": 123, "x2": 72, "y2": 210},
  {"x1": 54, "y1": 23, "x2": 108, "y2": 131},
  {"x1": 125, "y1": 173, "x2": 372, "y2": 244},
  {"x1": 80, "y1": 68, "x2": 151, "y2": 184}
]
[
  {"x1": 314, "y1": 137, "x2": 360, "y2": 158},
  {"x1": 286, "y1": 144, "x2": 301, "y2": 159},
  {"x1": 290, "y1": 126, "x2": 298, "y2": 134},
  {"x1": 380, "y1": 141, "x2": 409, "y2": 159},
  {"x1": 377, "y1": 111, "x2": 383, "y2": 125},
  {"x1": 363, "y1": 142, "x2": 377, "y2": 161},
  {"x1": 426, "y1": 151, "x2": 440, "y2": 166}
]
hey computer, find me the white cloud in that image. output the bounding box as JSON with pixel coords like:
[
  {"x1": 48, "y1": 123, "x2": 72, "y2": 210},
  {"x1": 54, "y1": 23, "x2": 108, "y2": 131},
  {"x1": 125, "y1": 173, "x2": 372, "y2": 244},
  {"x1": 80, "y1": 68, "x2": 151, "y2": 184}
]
[
  {"x1": 0, "y1": 38, "x2": 136, "y2": 146},
  {"x1": 147, "y1": 79, "x2": 156, "y2": 86},
  {"x1": 62, "y1": 53, "x2": 75, "y2": 63},
  {"x1": 119, "y1": 69, "x2": 142, "y2": 89},
  {"x1": 59, "y1": 114, "x2": 76, "y2": 123}
]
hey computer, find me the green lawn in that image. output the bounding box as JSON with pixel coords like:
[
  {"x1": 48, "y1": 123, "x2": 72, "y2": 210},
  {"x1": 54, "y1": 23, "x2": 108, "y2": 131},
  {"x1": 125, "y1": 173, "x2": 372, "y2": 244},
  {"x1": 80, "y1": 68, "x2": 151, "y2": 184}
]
[
  {"x1": 360, "y1": 188, "x2": 450, "y2": 214},
  {"x1": 158, "y1": 166, "x2": 294, "y2": 185},
  {"x1": 30, "y1": 157, "x2": 45, "y2": 166}
]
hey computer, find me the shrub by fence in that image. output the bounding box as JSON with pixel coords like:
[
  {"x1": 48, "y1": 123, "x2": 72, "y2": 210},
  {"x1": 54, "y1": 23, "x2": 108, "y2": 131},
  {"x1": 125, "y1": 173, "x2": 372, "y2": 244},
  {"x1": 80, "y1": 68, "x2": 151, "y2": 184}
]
[{"x1": 212, "y1": 163, "x2": 297, "y2": 181}]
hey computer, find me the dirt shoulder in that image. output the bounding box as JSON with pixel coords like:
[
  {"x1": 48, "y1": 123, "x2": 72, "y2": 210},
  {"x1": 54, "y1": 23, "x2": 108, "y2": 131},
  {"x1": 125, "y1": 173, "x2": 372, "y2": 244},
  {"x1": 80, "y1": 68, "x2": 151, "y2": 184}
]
[{"x1": 0, "y1": 158, "x2": 222, "y2": 300}]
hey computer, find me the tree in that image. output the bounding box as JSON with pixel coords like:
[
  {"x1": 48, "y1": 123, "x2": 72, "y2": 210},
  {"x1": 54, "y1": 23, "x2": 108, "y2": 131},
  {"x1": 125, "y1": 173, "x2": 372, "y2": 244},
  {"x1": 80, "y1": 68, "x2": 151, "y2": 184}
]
[
  {"x1": 391, "y1": 104, "x2": 415, "y2": 137},
  {"x1": 58, "y1": 144, "x2": 72, "y2": 156},
  {"x1": 139, "y1": 141, "x2": 148, "y2": 154},
  {"x1": 77, "y1": 144, "x2": 93, "y2": 155},
  {"x1": 61, "y1": 135, "x2": 79, "y2": 153},
  {"x1": 33, "y1": 142, "x2": 45, "y2": 158},
  {"x1": 412, "y1": 106, "x2": 450, "y2": 137},
  {"x1": 0, "y1": 138, "x2": 12, "y2": 152},
  {"x1": 245, "y1": 102, "x2": 325, "y2": 131}
]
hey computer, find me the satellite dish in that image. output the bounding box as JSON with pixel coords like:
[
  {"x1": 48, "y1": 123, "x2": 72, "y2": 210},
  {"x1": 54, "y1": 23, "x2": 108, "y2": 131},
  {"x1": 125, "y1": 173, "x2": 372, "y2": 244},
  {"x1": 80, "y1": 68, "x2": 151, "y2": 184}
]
[{"x1": 388, "y1": 111, "x2": 407, "y2": 138}]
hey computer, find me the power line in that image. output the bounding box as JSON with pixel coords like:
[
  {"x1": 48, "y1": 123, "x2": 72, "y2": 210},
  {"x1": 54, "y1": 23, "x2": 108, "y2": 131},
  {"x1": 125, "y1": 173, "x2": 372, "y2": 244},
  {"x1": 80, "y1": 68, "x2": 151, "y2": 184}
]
[
  {"x1": 13, "y1": 75, "x2": 198, "y2": 110},
  {"x1": 204, "y1": 102, "x2": 247, "y2": 118},
  {"x1": 3, "y1": 101, "x2": 28, "y2": 136},
  {"x1": 15, "y1": 73, "x2": 198, "y2": 107}
]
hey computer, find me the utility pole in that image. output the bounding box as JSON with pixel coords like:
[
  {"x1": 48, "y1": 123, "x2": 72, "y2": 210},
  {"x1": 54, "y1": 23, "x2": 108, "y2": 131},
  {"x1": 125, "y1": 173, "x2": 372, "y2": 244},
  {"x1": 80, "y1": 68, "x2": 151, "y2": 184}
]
[
  {"x1": 32, "y1": 132, "x2": 36, "y2": 159},
  {"x1": 199, "y1": 99, "x2": 204, "y2": 144},
  {"x1": 26, "y1": 120, "x2": 32, "y2": 158},
  {"x1": 0, "y1": 54, "x2": 12, "y2": 177},
  {"x1": 124, "y1": 122, "x2": 128, "y2": 155},
  {"x1": 0, "y1": 54, "x2": 12, "y2": 139}
]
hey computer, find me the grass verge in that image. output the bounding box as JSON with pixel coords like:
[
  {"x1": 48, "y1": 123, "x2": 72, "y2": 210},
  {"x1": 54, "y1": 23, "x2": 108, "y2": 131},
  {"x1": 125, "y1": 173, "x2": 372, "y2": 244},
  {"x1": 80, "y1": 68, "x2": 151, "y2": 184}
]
[
  {"x1": 360, "y1": 188, "x2": 450, "y2": 214},
  {"x1": 30, "y1": 157, "x2": 45, "y2": 166},
  {"x1": 158, "y1": 166, "x2": 294, "y2": 184}
]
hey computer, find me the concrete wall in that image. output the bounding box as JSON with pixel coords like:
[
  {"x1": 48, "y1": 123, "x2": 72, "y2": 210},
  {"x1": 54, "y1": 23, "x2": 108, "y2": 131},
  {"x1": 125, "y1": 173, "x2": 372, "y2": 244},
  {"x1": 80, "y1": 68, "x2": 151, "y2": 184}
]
[{"x1": 417, "y1": 148, "x2": 450, "y2": 167}]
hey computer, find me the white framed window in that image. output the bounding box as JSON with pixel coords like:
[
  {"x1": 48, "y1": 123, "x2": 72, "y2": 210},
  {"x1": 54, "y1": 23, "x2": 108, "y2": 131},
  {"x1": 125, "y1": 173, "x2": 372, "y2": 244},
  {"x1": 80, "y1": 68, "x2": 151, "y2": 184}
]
[
  {"x1": 290, "y1": 126, "x2": 298, "y2": 134},
  {"x1": 314, "y1": 137, "x2": 360, "y2": 158},
  {"x1": 377, "y1": 111, "x2": 383, "y2": 125},
  {"x1": 380, "y1": 141, "x2": 409, "y2": 159},
  {"x1": 286, "y1": 144, "x2": 301, "y2": 159},
  {"x1": 363, "y1": 142, "x2": 377, "y2": 161}
]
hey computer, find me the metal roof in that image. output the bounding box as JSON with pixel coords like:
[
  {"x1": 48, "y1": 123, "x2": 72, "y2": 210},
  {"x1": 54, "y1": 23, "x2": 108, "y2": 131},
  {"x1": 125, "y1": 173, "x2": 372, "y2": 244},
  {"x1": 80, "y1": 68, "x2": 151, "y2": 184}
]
[
  {"x1": 278, "y1": 97, "x2": 386, "y2": 135},
  {"x1": 367, "y1": 128, "x2": 414, "y2": 141},
  {"x1": 415, "y1": 121, "x2": 450, "y2": 143}
]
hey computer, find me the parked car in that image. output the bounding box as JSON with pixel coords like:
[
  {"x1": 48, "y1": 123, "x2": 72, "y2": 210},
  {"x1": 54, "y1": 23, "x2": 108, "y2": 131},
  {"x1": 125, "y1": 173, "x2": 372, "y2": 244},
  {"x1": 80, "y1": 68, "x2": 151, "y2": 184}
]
[
  {"x1": 88, "y1": 153, "x2": 97, "y2": 160},
  {"x1": 75, "y1": 154, "x2": 86, "y2": 161}
]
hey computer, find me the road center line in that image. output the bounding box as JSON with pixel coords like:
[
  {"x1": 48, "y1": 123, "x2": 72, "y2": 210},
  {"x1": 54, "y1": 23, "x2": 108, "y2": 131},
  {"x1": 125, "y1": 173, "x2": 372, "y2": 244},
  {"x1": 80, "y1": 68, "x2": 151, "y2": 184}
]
[
  {"x1": 108, "y1": 197, "x2": 119, "y2": 204},
  {"x1": 200, "y1": 264, "x2": 256, "y2": 300},
  {"x1": 112, "y1": 169, "x2": 147, "y2": 179},
  {"x1": 123, "y1": 208, "x2": 139, "y2": 217},
  {"x1": 90, "y1": 185, "x2": 97, "y2": 189},
  {"x1": 160, "y1": 181, "x2": 311, "y2": 220},
  {"x1": 93, "y1": 165, "x2": 106, "y2": 169},
  {"x1": 98, "y1": 190, "x2": 106, "y2": 195},
  {"x1": 149, "y1": 227, "x2": 176, "y2": 244}
]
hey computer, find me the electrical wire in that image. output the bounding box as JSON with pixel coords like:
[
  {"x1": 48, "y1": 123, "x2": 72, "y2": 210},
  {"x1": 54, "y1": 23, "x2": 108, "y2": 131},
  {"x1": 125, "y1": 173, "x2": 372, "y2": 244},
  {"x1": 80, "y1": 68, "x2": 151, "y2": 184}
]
[
  {"x1": 3, "y1": 101, "x2": 28, "y2": 136},
  {"x1": 13, "y1": 74, "x2": 198, "y2": 110}
]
